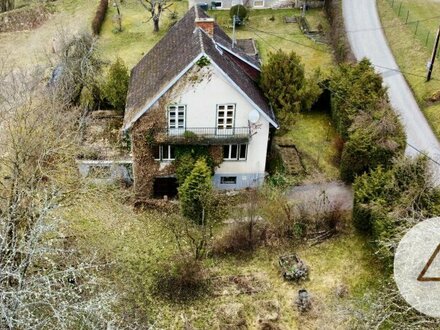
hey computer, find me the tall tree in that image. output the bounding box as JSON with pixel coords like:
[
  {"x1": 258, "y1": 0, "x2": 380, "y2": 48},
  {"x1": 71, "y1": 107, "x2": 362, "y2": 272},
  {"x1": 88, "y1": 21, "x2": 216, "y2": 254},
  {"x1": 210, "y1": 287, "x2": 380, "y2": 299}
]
[
  {"x1": 139, "y1": 0, "x2": 172, "y2": 32},
  {"x1": 102, "y1": 57, "x2": 130, "y2": 112},
  {"x1": 260, "y1": 49, "x2": 321, "y2": 126}
]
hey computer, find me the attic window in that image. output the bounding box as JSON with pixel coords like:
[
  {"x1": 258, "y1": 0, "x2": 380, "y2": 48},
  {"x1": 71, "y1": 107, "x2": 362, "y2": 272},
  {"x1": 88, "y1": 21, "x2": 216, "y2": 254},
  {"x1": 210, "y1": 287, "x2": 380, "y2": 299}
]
[
  {"x1": 168, "y1": 105, "x2": 186, "y2": 130},
  {"x1": 217, "y1": 104, "x2": 235, "y2": 130},
  {"x1": 253, "y1": 0, "x2": 264, "y2": 7}
]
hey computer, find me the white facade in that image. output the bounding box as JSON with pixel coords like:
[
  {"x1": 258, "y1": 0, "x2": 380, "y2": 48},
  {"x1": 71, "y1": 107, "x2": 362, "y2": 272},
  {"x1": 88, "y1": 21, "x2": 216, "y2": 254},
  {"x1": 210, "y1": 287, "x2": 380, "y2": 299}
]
[{"x1": 155, "y1": 63, "x2": 271, "y2": 189}]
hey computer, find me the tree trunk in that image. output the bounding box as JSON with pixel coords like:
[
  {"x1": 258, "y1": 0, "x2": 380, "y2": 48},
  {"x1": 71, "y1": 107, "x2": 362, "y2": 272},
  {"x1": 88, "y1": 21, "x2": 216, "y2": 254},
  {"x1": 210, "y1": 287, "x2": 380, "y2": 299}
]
[{"x1": 153, "y1": 16, "x2": 159, "y2": 32}]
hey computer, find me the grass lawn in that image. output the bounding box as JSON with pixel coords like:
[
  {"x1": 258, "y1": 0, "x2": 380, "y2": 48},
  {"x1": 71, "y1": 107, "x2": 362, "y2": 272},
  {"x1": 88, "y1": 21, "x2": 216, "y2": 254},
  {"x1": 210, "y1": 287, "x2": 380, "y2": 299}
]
[
  {"x1": 276, "y1": 111, "x2": 340, "y2": 182},
  {"x1": 67, "y1": 186, "x2": 381, "y2": 328},
  {"x1": 377, "y1": 0, "x2": 440, "y2": 137},
  {"x1": 210, "y1": 8, "x2": 334, "y2": 74},
  {"x1": 99, "y1": 0, "x2": 189, "y2": 68},
  {"x1": 0, "y1": 0, "x2": 97, "y2": 68}
]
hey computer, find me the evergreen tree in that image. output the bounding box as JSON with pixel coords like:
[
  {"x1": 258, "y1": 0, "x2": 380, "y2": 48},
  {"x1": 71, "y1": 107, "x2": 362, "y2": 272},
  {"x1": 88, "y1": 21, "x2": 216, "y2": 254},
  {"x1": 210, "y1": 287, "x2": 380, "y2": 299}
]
[
  {"x1": 260, "y1": 50, "x2": 321, "y2": 125},
  {"x1": 102, "y1": 58, "x2": 129, "y2": 112},
  {"x1": 329, "y1": 58, "x2": 386, "y2": 139},
  {"x1": 179, "y1": 158, "x2": 213, "y2": 224}
]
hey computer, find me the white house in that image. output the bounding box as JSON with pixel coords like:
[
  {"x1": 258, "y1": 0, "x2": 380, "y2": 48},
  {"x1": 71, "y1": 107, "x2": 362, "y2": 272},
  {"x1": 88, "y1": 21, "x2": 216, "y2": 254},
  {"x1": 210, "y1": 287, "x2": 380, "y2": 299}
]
[{"x1": 123, "y1": 6, "x2": 278, "y2": 198}]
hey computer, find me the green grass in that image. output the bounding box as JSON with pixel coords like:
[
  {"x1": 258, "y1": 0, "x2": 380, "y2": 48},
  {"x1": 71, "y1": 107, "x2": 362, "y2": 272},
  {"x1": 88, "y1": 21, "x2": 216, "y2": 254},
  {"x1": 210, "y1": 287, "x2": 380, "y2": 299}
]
[
  {"x1": 66, "y1": 187, "x2": 380, "y2": 328},
  {"x1": 377, "y1": 0, "x2": 440, "y2": 137},
  {"x1": 0, "y1": 0, "x2": 96, "y2": 68},
  {"x1": 98, "y1": 0, "x2": 189, "y2": 68},
  {"x1": 210, "y1": 8, "x2": 333, "y2": 74},
  {"x1": 276, "y1": 111, "x2": 340, "y2": 182}
]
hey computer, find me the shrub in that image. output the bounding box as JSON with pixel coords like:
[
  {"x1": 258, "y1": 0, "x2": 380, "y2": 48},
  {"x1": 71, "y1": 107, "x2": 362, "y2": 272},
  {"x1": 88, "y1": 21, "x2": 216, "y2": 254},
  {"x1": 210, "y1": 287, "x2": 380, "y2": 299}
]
[
  {"x1": 230, "y1": 5, "x2": 248, "y2": 25},
  {"x1": 212, "y1": 222, "x2": 265, "y2": 255},
  {"x1": 102, "y1": 58, "x2": 129, "y2": 112},
  {"x1": 151, "y1": 254, "x2": 208, "y2": 301},
  {"x1": 179, "y1": 158, "x2": 213, "y2": 224},
  {"x1": 340, "y1": 104, "x2": 406, "y2": 182},
  {"x1": 174, "y1": 146, "x2": 216, "y2": 185},
  {"x1": 353, "y1": 156, "x2": 440, "y2": 264},
  {"x1": 92, "y1": 0, "x2": 108, "y2": 36},
  {"x1": 260, "y1": 50, "x2": 321, "y2": 126},
  {"x1": 329, "y1": 58, "x2": 386, "y2": 139}
]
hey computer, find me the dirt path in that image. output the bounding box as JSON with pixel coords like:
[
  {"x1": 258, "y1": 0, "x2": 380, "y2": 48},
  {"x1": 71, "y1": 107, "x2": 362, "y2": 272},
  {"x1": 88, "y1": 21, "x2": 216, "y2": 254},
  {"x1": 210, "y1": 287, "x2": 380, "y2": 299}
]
[{"x1": 286, "y1": 181, "x2": 353, "y2": 210}]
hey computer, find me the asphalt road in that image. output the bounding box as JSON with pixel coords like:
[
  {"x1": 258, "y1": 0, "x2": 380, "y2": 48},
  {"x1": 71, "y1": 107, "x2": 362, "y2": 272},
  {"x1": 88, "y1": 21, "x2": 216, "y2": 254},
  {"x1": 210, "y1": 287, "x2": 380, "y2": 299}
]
[{"x1": 342, "y1": 0, "x2": 440, "y2": 164}]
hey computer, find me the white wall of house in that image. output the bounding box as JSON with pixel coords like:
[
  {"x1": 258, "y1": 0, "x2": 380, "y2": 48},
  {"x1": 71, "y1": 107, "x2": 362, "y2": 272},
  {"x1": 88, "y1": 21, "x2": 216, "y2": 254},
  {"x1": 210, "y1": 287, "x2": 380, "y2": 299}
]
[{"x1": 155, "y1": 63, "x2": 270, "y2": 189}]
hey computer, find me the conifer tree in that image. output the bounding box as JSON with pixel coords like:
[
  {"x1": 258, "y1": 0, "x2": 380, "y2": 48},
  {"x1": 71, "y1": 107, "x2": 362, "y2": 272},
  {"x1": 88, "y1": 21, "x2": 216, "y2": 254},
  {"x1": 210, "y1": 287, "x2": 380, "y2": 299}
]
[{"x1": 260, "y1": 50, "x2": 321, "y2": 125}]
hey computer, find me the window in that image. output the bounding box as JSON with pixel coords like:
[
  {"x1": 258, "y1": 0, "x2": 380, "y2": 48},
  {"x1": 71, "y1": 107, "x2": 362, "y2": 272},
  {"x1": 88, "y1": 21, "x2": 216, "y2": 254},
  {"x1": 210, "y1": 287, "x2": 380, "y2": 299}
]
[
  {"x1": 221, "y1": 176, "x2": 237, "y2": 184},
  {"x1": 253, "y1": 0, "x2": 264, "y2": 7},
  {"x1": 217, "y1": 104, "x2": 235, "y2": 131},
  {"x1": 153, "y1": 145, "x2": 175, "y2": 161},
  {"x1": 223, "y1": 144, "x2": 247, "y2": 160},
  {"x1": 213, "y1": 1, "x2": 223, "y2": 8},
  {"x1": 168, "y1": 105, "x2": 186, "y2": 130}
]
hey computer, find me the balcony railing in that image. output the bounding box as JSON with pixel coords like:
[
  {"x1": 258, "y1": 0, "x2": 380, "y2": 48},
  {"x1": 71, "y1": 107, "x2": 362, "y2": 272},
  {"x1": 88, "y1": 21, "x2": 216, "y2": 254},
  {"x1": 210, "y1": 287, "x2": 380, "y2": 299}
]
[{"x1": 154, "y1": 127, "x2": 251, "y2": 145}]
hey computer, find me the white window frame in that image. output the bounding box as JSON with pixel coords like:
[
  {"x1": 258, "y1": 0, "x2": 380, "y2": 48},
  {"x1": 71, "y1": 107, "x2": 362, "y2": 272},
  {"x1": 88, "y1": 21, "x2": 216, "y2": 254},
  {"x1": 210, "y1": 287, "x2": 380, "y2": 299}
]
[
  {"x1": 168, "y1": 105, "x2": 186, "y2": 133},
  {"x1": 223, "y1": 144, "x2": 247, "y2": 161},
  {"x1": 253, "y1": 0, "x2": 264, "y2": 7},
  {"x1": 154, "y1": 145, "x2": 175, "y2": 161},
  {"x1": 217, "y1": 104, "x2": 235, "y2": 135}
]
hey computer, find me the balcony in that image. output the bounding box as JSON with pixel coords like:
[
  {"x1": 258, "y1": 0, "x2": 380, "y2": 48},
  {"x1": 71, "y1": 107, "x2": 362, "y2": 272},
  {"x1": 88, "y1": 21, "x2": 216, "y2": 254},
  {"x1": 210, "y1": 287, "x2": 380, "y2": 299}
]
[{"x1": 154, "y1": 127, "x2": 251, "y2": 145}]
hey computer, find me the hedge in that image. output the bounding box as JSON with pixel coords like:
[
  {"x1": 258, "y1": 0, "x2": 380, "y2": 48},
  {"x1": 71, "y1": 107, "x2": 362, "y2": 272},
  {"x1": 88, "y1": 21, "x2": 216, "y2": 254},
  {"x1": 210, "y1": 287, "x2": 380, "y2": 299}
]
[{"x1": 92, "y1": 0, "x2": 108, "y2": 36}]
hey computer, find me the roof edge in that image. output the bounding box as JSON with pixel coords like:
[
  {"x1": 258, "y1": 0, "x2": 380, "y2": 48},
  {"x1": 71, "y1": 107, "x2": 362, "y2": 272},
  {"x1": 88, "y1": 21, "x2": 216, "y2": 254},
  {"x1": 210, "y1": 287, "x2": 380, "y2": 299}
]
[
  {"x1": 207, "y1": 55, "x2": 279, "y2": 129},
  {"x1": 123, "y1": 52, "x2": 205, "y2": 131},
  {"x1": 216, "y1": 42, "x2": 261, "y2": 71}
]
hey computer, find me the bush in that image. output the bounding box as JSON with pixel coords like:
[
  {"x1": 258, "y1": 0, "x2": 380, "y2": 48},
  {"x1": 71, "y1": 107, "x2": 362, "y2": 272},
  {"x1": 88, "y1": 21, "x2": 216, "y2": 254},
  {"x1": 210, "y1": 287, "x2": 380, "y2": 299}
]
[
  {"x1": 174, "y1": 146, "x2": 216, "y2": 185},
  {"x1": 340, "y1": 107, "x2": 405, "y2": 182},
  {"x1": 178, "y1": 158, "x2": 213, "y2": 224},
  {"x1": 151, "y1": 254, "x2": 208, "y2": 301},
  {"x1": 260, "y1": 50, "x2": 321, "y2": 126},
  {"x1": 92, "y1": 0, "x2": 108, "y2": 35},
  {"x1": 212, "y1": 222, "x2": 265, "y2": 255},
  {"x1": 230, "y1": 5, "x2": 248, "y2": 25},
  {"x1": 329, "y1": 59, "x2": 386, "y2": 139},
  {"x1": 329, "y1": 60, "x2": 405, "y2": 182},
  {"x1": 102, "y1": 58, "x2": 129, "y2": 112},
  {"x1": 353, "y1": 156, "x2": 440, "y2": 264}
]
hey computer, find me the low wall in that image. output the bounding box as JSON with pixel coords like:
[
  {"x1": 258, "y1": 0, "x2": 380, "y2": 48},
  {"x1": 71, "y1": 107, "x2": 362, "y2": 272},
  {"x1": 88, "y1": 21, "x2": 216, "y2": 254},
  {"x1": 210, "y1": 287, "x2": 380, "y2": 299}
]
[{"x1": 77, "y1": 160, "x2": 133, "y2": 185}]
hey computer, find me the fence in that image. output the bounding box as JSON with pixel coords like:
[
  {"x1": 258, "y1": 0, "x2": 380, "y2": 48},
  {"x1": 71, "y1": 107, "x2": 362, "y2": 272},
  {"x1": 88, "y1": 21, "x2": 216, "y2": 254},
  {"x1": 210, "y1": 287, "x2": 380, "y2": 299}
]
[{"x1": 385, "y1": 0, "x2": 439, "y2": 58}]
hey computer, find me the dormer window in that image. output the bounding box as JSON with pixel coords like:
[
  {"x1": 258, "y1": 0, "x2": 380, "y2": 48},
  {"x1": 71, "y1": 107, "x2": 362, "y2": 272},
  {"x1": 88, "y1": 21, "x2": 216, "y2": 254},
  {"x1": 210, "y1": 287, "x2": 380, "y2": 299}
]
[{"x1": 168, "y1": 105, "x2": 186, "y2": 130}]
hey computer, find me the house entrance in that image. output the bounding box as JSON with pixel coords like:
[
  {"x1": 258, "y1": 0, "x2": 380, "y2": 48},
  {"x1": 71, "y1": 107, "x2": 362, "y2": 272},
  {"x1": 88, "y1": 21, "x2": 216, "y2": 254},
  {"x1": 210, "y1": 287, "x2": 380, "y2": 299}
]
[{"x1": 153, "y1": 177, "x2": 178, "y2": 199}]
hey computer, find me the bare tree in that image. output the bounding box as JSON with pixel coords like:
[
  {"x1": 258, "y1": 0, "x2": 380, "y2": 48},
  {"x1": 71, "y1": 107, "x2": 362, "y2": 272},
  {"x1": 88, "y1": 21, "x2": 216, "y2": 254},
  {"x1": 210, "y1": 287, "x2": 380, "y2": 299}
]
[
  {"x1": 0, "y1": 0, "x2": 15, "y2": 13},
  {"x1": 138, "y1": 0, "x2": 172, "y2": 32},
  {"x1": 0, "y1": 65, "x2": 116, "y2": 329}
]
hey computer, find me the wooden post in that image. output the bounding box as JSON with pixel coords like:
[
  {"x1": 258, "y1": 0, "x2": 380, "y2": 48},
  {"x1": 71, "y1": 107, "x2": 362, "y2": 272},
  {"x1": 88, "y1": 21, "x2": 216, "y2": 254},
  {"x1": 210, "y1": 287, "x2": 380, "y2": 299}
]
[
  {"x1": 405, "y1": 10, "x2": 409, "y2": 24},
  {"x1": 415, "y1": 21, "x2": 419, "y2": 35},
  {"x1": 398, "y1": 2, "x2": 402, "y2": 16},
  {"x1": 427, "y1": 25, "x2": 440, "y2": 82},
  {"x1": 426, "y1": 31, "x2": 431, "y2": 46}
]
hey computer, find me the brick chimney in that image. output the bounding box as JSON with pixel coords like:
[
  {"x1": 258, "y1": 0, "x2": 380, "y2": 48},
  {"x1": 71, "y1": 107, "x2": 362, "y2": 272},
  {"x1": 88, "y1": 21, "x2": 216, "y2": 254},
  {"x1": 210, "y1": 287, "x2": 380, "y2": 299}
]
[{"x1": 195, "y1": 17, "x2": 215, "y2": 37}]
